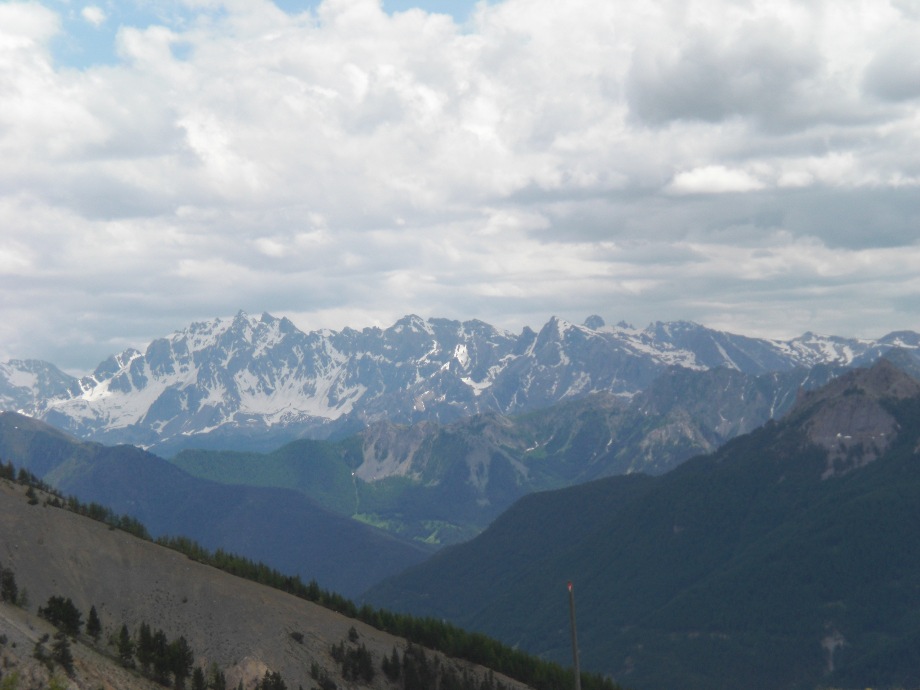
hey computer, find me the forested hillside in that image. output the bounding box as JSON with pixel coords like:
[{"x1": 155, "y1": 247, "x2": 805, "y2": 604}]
[
  {"x1": 367, "y1": 360, "x2": 920, "y2": 690},
  {"x1": 171, "y1": 363, "x2": 840, "y2": 546}
]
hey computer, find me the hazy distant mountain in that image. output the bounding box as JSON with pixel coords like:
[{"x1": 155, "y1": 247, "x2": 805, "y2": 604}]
[
  {"x1": 2, "y1": 312, "x2": 918, "y2": 454},
  {"x1": 0, "y1": 358, "x2": 81, "y2": 410},
  {"x1": 365, "y1": 359, "x2": 920, "y2": 690},
  {"x1": 0, "y1": 412, "x2": 430, "y2": 597},
  {"x1": 172, "y1": 363, "x2": 843, "y2": 546}
]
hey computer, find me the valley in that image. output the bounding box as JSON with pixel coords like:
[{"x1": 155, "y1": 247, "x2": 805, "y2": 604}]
[{"x1": 3, "y1": 314, "x2": 920, "y2": 689}]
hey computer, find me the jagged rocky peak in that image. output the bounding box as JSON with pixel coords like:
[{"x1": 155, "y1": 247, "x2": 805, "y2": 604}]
[
  {"x1": 538, "y1": 315, "x2": 596, "y2": 341},
  {"x1": 645, "y1": 319, "x2": 702, "y2": 337},
  {"x1": 175, "y1": 314, "x2": 236, "y2": 353},
  {"x1": 459, "y1": 317, "x2": 500, "y2": 333},
  {"x1": 793, "y1": 359, "x2": 920, "y2": 479},
  {"x1": 6, "y1": 311, "x2": 920, "y2": 454},
  {"x1": 390, "y1": 314, "x2": 434, "y2": 335},
  {"x1": 170, "y1": 311, "x2": 290, "y2": 356},
  {"x1": 225, "y1": 309, "x2": 259, "y2": 339},
  {"x1": 0, "y1": 359, "x2": 80, "y2": 409}
]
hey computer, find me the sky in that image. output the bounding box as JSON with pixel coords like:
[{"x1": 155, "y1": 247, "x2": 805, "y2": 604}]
[{"x1": 2, "y1": 0, "x2": 920, "y2": 373}]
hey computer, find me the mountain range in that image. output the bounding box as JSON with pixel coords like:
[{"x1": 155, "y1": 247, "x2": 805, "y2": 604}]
[
  {"x1": 168, "y1": 363, "x2": 843, "y2": 546},
  {"x1": 3, "y1": 312, "x2": 919, "y2": 455},
  {"x1": 4, "y1": 313, "x2": 920, "y2": 688},
  {"x1": 365, "y1": 359, "x2": 920, "y2": 690}
]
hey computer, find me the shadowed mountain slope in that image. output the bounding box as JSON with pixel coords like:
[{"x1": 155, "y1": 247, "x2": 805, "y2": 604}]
[
  {"x1": 171, "y1": 363, "x2": 841, "y2": 546},
  {"x1": 366, "y1": 360, "x2": 920, "y2": 690},
  {"x1": 0, "y1": 413, "x2": 430, "y2": 597}
]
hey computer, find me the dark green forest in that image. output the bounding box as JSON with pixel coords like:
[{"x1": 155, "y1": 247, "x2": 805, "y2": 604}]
[{"x1": 365, "y1": 375, "x2": 920, "y2": 690}]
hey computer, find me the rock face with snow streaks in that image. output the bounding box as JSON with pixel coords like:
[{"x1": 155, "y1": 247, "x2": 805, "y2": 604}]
[
  {"x1": 0, "y1": 359, "x2": 82, "y2": 410},
  {"x1": 2, "y1": 311, "x2": 919, "y2": 453}
]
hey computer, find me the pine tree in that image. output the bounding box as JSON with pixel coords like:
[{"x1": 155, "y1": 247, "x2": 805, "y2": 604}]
[
  {"x1": 207, "y1": 661, "x2": 227, "y2": 690},
  {"x1": 51, "y1": 632, "x2": 74, "y2": 677},
  {"x1": 192, "y1": 667, "x2": 207, "y2": 690},
  {"x1": 151, "y1": 630, "x2": 171, "y2": 685},
  {"x1": 33, "y1": 633, "x2": 50, "y2": 668},
  {"x1": 38, "y1": 596, "x2": 82, "y2": 636},
  {"x1": 86, "y1": 605, "x2": 102, "y2": 643},
  {"x1": 256, "y1": 670, "x2": 286, "y2": 690},
  {"x1": 0, "y1": 460, "x2": 14, "y2": 480},
  {"x1": 136, "y1": 622, "x2": 154, "y2": 672},
  {"x1": 117, "y1": 624, "x2": 135, "y2": 667},
  {"x1": 169, "y1": 635, "x2": 194, "y2": 690},
  {"x1": 0, "y1": 566, "x2": 17, "y2": 604},
  {"x1": 382, "y1": 646, "x2": 401, "y2": 681}
]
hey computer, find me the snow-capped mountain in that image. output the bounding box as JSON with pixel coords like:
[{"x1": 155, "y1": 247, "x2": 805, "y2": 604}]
[
  {"x1": 0, "y1": 359, "x2": 82, "y2": 411},
  {"x1": 2, "y1": 311, "x2": 918, "y2": 452}
]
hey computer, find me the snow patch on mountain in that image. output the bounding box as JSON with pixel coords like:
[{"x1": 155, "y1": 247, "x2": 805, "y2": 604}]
[
  {"x1": 453, "y1": 344, "x2": 471, "y2": 369},
  {"x1": 2, "y1": 365, "x2": 37, "y2": 390},
  {"x1": 3, "y1": 312, "x2": 919, "y2": 451}
]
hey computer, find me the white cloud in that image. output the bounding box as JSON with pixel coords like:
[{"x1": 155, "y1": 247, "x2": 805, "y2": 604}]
[
  {"x1": 1, "y1": 0, "x2": 920, "y2": 370},
  {"x1": 668, "y1": 166, "x2": 766, "y2": 195},
  {"x1": 0, "y1": 3, "x2": 59, "y2": 47},
  {"x1": 81, "y1": 6, "x2": 107, "y2": 27}
]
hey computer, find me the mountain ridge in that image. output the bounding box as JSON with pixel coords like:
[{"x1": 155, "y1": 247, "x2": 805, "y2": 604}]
[
  {"x1": 168, "y1": 363, "x2": 847, "y2": 546},
  {"x1": 365, "y1": 359, "x2": 920, "y2": 690},
  {"x1": 3, "y1": 312, "x2": 919, "y2": 454}
]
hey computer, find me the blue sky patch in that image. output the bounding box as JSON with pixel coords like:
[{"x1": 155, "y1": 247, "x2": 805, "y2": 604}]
[{"x1": 43, "y1": 0, "x2": 480, "y2": 69}]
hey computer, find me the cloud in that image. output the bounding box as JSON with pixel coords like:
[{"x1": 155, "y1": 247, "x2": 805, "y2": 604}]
[
  {"x1": 1, "y1": 0, "x2": 920, "y2": 370},
  {"x1": 863, "y1": 29, "x2": 920, "y2": 101},
  {"x1": 668, "y1": 166, "x2": 766, "y2": 195},
  {"x1": 81, "y1": 6, "x2": 107, "y2": 27},
  {"x1": 626, "y1": 15, "x2": 821, "y2": 131},
  {"x1": 0, "y1": 3, "x2": 59, "y2": 46}
]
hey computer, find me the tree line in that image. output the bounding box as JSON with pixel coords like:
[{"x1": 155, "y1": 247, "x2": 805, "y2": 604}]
[
  {"x1": 325, "y1": 627, "x2": 517, "y2": 690},
  {"x1": 1, "y1": 460, "x2": 151, "y2": 540},
  {"x1": 155, "y1": 539, "x2": 619, "y2": 690}
]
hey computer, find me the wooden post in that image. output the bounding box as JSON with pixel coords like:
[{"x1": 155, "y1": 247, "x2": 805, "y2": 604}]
[{"x1": 568, "y1": 581, "x2": 582, "y2": 690}]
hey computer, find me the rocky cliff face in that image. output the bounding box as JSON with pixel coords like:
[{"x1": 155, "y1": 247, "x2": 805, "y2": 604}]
[{"x1": 790, "y1": 359, "x2": 920, "y2": 478}]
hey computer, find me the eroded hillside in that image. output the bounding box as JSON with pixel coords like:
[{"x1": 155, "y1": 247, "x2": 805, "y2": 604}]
[{"x1": 0, "y1": 479, "x2": 535, "y2": 690}]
